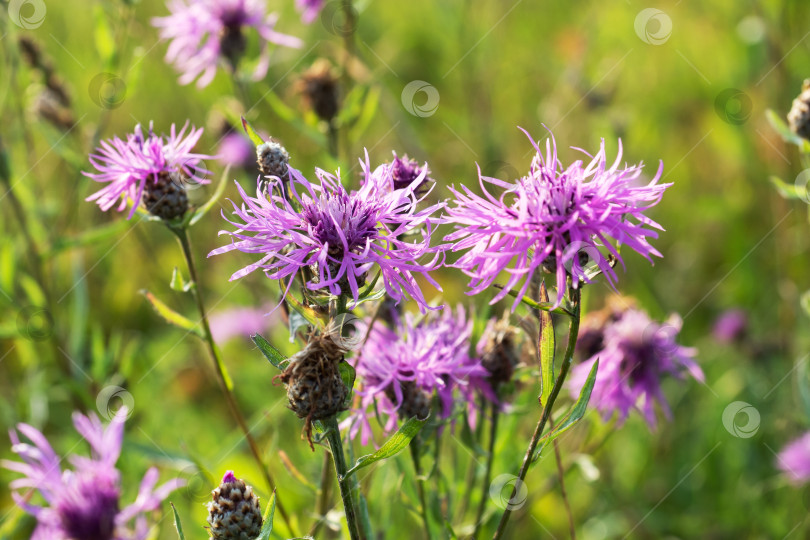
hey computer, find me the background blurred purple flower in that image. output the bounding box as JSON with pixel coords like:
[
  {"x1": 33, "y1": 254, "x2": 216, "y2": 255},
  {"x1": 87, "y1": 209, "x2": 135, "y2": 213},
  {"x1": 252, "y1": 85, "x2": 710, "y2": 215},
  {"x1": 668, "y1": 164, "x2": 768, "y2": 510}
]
[
  {"x1": 343, "y1": 306, "x2": 493, "y2": 445},
  {"x1": 209, "y1": 153, "x2": 445, "y2": 311},
  {"x1": 2, "y1": 408, "x2": 182, "y2": 540},
  {"x1": 777, "y1": 432, "x2": 810, "y2": 484},
  {"x1": 713, "y1": 308, "x2": 748, "y2": 344},
  {"x1": 216, "y1": 131, "x2": 255, "y2": 169},
  {"x1": 209, "y1": 304, "x2": 276, "y2": 342},
  {"x1": 296, "y1": 0, "x2": 324, "y2": 23},
  {"x1": 83, "y1": 122, "x2": 212, "y2": 218},
  {"x1": 569, "y1": 308, "x2": 703, "y2": 428},
  {"x1": 444, "y1": 127, "x2": 669, "y2": 309},
  {"x1": 153, "y1": 0, "x2": 302, "y2": 88}
]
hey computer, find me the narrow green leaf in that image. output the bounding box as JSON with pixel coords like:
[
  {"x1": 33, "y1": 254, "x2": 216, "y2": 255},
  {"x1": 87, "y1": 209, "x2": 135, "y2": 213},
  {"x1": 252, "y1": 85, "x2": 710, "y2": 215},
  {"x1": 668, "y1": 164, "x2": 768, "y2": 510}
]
[
  {"x1": 170, "y1": 503, "x2": 185, "y2": 540},
  {"x1": 493, "y1": 284, "x2": 573, "y2": 316},
  {"x1": 140, "y1": 290, "x2": 203, "y2": 338},
  {"x1": 285, "y1": 291, "x2": 326, "y2": 331},
  {"x1": 288, "y1": 309, "x2": 309, "y2": 343},
  {"x1": 189, "y1": 165, "x2": 231, "y2": 227},
  {"x1": 349, "y1": 85, "x2": 382, "y2": 144},
  {"x1": 343, "y1": 417, "x2": 428, "y2": 479},
  {"x1": 338, "y1": 361, "x2": 356, "y2": 408},
  {"x1": 19, "y1": 274, "x2": 46, "y2": 307},
  {"x1": 93, "y1": 5, "x2": 115, "y2": 66},
  {"x1": 769, "y1": 176, "x2": 807, "y2": 201},
  {"x1": 533, "y1": 359, "x2": 599, "y2": 462},
  {"x1": 252, "y1": 334, "x2": 289, "y2": 371},
  {"x1": 0, "y1": 241, "x2": 16, "y2": 299},
  {"x1": 766, "y1": 109, "x2": 805, "y2": 146},
  {"x1": 255, "y1": 490, "x2": 276, "y2": 540},
  {"x1": 170, "y1": 267, "x2": 194, "y2": 292},
  {"x1": 801, "y1": 290, "x2": 810, "y2": 317},
  {"x1": 241, "y1": 116, "x2": 265, "y2": 146},
  {"x1": 539, "y1": 283, "x2": 556, "y2": 408}
]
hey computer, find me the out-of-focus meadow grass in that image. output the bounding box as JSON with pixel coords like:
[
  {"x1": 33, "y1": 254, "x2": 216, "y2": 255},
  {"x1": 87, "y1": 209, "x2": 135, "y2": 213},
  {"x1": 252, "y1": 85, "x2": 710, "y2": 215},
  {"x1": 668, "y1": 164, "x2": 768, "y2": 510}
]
[{"x1": 2, "y1": 0, "x2": 810, "y2": 538}]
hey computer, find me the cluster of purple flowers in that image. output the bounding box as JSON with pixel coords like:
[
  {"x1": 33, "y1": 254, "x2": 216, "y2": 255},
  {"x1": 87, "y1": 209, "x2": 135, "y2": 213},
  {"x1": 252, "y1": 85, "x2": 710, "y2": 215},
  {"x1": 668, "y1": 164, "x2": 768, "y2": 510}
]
[
  {"x1": 209, "y1": 152, "x2": 445, "y2": 311},
  {"x1": 83, "y1": 122, "x2": 213, "y2": 219},
  {"x1": 2, "y1": 409, "x2": 181, "y2": 540},
  {"x1": 343, "y1": 305, "x2": 493, "y2": 445},
  {"x1": 568, "y1": 303, "x2": 703, "y2": 428}
]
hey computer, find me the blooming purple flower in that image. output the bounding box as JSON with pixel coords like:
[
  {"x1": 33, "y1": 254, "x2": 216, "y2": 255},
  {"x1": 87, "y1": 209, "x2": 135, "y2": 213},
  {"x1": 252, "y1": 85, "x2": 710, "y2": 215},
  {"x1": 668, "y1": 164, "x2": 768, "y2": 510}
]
[
  {"x1": 83, "y1": 122, "x2": 213, "y2": 219},
  {"x1": 296, "y1": 0, "x2": 324, "y2": 24},
  {"x1": 2, "y1": 408, "x2": 182, "y2": 540},
  {"x1": 209, "y1": 152, "x2": 446, "y2": 311},
  {"x1": 152, "y1": 0, "x2": 302, "y2": 88},
  {"x1": 568, "y1": 308, "x2": 703, "y2": 428},
  {"x1": 712, "y1": 308, "x2": 748, "y2": 344},
  {"x1": 777, "y1": 432, "x2": 810, "y2": 484},
  {"x1": 365, "y1": 151, "x2": 434, "y2": 197},
  {"x1": 444, "y1": 127, "x2": 669, "y2": 309},
  {"x1": 343, "y1": 306, "x2": 493, "y2": 445}
]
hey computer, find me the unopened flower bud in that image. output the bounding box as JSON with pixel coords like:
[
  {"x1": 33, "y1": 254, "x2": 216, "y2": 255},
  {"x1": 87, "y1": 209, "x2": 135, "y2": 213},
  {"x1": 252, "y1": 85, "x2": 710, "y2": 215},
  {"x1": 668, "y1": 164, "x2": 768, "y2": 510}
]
[
  {"x1": 788, "y1": 79, "x2": 810, "y2": 140},
  {"x1": 256, "y1": 140, "x2": 290, "y2": 193},
  {"x1": 207, "y1": 471, "x2": 262, "y2": 540},
  {"x1": 295, "y1": 59, "x2": 340, "y2": 123}
]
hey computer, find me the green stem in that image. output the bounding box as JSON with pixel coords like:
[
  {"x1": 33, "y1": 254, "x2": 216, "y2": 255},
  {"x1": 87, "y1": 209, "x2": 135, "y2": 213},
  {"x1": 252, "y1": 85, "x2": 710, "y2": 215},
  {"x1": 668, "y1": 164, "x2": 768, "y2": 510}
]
[
  {"x1": 551, "y1": 417, "x2": 576, "y2": 540},
  {"x1": 492, "y1": 287, "x2": 581, "y2": 539},
  {"x1": 410, "y1": 441, "x2": 433, "y2": 540},
  {"x1": 173, "y1": 226, "x2": 294, "y2": 534},
  {"x1": 310, "y1": 451, "x2": 335, "y2": 538},
  {"x1": 324, "y1": 415, "x2": 362, "y2": 540},
  {"x1": 472, "y1": 402, "x2": 499, "y2": 538}
]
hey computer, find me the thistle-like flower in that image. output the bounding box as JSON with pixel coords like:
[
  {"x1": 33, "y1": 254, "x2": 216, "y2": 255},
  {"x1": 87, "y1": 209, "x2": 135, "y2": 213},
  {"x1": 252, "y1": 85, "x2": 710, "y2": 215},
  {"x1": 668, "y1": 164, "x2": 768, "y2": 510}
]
[
  {"x1": 568, "y1": 305, "x2": 703, "y2": 428},
  {"x1": 344, "y1": 306, "x2": 493, "y2": 445},
  {"x1": 209, "y1": 152, "x2": 445, "y2": 312},
  {"x1": 152, "y1": 0, "x2": 302, "y2": 88},
  {"x1": 207, "y1": 471, "x2": 263, "y2": 540},
  {"x1": 777, "y1": 432, "x2": 810, "y2": 484},
  {"x1": 444, "y1": 127, "x2": 669, "y2": 309},
  {"x1": 365, "y1": 151, "x2": 434, "y2": 198},
  {"x1": 2, "y1": 408, "x2": 182, "y2": 540},
  {"x1": 83, "y1": 122, "x2": 213, "y2": 219}
]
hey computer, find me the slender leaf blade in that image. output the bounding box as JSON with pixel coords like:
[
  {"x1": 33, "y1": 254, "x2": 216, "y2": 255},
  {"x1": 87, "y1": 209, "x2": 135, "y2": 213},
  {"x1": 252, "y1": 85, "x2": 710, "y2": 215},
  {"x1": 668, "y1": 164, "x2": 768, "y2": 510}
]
[
  {"x1": 170, "y1": 503, "x2": 185, "y2": 540},
  {"x1": 255, "y1": 490, "x2": 276, "y2": 540},
  {"x1": 140, "y1": 290, "x2": 202, "y2": 338},
  {"x1": 241, "y1": 116, "x2": 265, "y2": 146},
  {"x1": 343, "y1": 417, "x2": 427, "y2": 478},
  {"x1": 189, "y1": 165, "x2": 231, "y2": 226},
  {"x1": 539, "y1": 282, "x2": 556, "y2": 408},
  {"x1": 252, "y1": 334, "x2": 289, "y2": 370}
]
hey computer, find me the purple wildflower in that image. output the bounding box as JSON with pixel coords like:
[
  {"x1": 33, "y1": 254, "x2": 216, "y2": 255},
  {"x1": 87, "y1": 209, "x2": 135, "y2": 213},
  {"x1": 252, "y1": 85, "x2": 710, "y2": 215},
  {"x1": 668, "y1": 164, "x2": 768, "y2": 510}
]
[
  {"x1": 152, "y1": 0, "x2": 302, "y2": 88},
  {"x1": 444, "y1": 126, "x2": 669, "y2": 309},
  {"x1": 209, "y1": 304, "x2": 276, "y2": 343},
  {"x1": 209, "y1": 152, "x2": 445, "y2": 311},
  {"x1": 568, "y1": 308, "x2": 703, "y2": 428},
  {"x1": 712, "y1": 308, "x2": 748, "y2": 344},
  {"x1": 296, "y1": 0, "x2": 324, "y2": 24},
  {"x1": 216, "y1": 131, "x2": 255, "y2": 169},
  {"x1": 2, "y1": 408, "x2": 182, "y2": 540},
  {"x1": 365, "y1": 151, "x2": 434, "y2": 197},
  {"x1": 343, "y1": 306, "x2": 493, "y2": 445},
  {"x1": 83, "y1": 122, "x2": 213, "y2": 219},
  {"x1": 777, "y1": 432, "x2": 810, "y2": 484}
]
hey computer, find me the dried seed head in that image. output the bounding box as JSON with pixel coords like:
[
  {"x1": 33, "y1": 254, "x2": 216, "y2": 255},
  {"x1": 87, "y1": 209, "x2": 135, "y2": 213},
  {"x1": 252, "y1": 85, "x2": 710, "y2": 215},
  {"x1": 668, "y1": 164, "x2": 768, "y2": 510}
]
[
  {"x1": 385, "y1": 381, "x2": 431, "y2": 421},
  {"x1": 788, "y1": 79, "x2": 810, "y2": 140},
  {"x1": 207, "y1": 471, "x2": 263, "y2": 540},
  {"x1": 142, "y1": 171, "x2": 189, "y2": 220},
  {"x1": 295, "y1": 59, "x2": 340, "y2": 123},
  {"x1": 479, "y1": 313, "x2": 520, "y2": 388},
  {"x1": 256, "y1": 140, "x2": 290, "y2": 192}
]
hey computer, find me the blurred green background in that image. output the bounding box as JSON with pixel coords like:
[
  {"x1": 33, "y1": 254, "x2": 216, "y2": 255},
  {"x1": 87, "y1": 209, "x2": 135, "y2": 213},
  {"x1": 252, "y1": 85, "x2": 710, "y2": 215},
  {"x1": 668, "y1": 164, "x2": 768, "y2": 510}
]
[{"x1": 2, "y1": 0, "x2": 810, "y2": 538}]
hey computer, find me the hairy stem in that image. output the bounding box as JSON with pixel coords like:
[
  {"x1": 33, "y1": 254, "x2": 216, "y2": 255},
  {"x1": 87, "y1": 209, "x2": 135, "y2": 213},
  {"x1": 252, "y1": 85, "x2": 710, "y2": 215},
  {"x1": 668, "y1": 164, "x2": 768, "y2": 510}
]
[
  {"x1": 493, "y1": 287, "x2": 581, "y2": 538},
  {"x1": 472, "y1": 402, "x2": 499, "y2": 538},
  {"x1": 324, "y1": 415, "x2": 362, "y2": 540},
  {"x1": 174, "y1": 227, "x2": 294, "y2": 533}
]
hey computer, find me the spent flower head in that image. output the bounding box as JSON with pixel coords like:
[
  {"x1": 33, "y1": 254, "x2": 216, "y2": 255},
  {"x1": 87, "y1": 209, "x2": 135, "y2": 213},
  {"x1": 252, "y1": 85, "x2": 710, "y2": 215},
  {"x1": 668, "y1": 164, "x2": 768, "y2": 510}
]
[
  {"x1": 343, "y1": 305, "x2": 493, "y2": 445},
  {"x1": 152, "y1": 0, "x2": 302, "y2": 88},
  {"x1": 83, "y1": 122, "x2": 213, "y2": 219},
  {"x1": 209, "y1": 152, "x2": 446, "y2": 312},
  {"x1": 2, "y1": 408, "x2": 182, "y2": 540},
  {"x1": 568, "y1": 305, "x2": 703, "y2": 428},
  {"x1": 444, "y1": 126, "x2": 669, "y2": 309}
]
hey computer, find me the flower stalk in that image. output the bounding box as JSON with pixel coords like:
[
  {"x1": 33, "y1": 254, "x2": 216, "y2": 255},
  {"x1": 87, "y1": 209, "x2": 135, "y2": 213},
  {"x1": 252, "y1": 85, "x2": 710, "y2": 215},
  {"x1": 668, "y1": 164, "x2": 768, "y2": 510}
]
[{"x1": 323, "y1": 414, "x2": 363, "y2": 540}]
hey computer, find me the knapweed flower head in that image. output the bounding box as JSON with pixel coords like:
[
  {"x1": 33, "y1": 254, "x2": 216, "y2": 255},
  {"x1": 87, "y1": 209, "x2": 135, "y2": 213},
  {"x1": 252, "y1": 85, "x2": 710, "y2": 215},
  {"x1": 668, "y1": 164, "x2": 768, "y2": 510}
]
[
  {"x1": 296, "y1": 0, "x2": 324, "y2": 24},
  {"x1": 207, "y1": 470, "x2": 263, "y2": 539},
  {"x1": 444, "y1": 126, "x2": 669, "y2": 309},
  {"x1": 365, "y1": 151, "x2": 434, "y2": 197},
  {"x1": 83, "y1": 122, "x2": 213, "y2": 219},
  {"x1": 344, "y1": 306, "x2": 493, "y2": 445},
  {"x1": 152, "y1": 0, "x2": 302, "y2": 88},
  {"x1": 568, "y1": 306, "x2": 703, "y2": 428},
  {"x1": 2, "y1": 408, "x2": 182, "y2": 540},
  {"x1": 777, "y1": 432, "x2": 810, "y2": 484},
  {"x1": 209, "y1": 152, "x2": 445, "y2": 312}
]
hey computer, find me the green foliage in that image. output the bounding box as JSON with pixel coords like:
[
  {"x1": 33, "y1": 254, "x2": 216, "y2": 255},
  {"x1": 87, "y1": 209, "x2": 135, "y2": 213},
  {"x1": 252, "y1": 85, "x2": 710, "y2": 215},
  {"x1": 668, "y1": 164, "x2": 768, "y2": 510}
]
[{"x1": 344, "y1": 417, "x2": 428, "y2": 478}]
